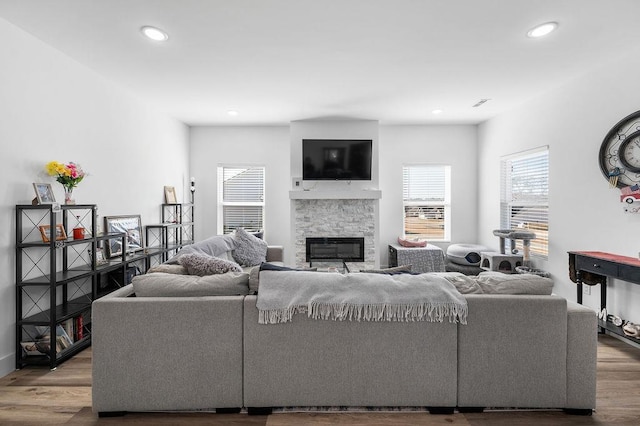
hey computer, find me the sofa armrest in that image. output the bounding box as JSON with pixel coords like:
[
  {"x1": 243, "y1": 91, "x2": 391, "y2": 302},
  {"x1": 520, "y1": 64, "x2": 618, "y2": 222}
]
[
  {"x1": 92, "y1": 285, "x2": 244, "y2": 413},
  {"x1": 266, "y1": 245, "x2": 283, "y2": 262},
  {"x1": 565, "y1": 301, "x2": 597, "y2": 410}
]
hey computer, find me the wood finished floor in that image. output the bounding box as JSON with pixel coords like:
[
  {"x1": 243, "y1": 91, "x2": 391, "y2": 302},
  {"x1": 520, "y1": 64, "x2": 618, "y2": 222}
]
[{"x1": 0, "y1": 334, "x2": 638, "y2": 425}]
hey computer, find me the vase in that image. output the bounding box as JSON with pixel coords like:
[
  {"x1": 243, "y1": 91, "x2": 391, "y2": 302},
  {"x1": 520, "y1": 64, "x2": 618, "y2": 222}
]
[{"x1": 64, "y1": 187, "x2": 75, "y2": 205}]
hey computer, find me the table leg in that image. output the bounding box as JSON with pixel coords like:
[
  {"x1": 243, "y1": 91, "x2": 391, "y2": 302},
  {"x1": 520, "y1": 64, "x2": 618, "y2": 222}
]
[{"x1": 577, "y1": 283, "x2": 583, "y2": 304}]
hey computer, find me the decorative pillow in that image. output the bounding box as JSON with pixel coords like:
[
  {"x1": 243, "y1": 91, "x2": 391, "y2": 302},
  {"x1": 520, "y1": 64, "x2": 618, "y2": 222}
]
[
  {"x1": 179, "y1": 253, "x2": 242, "y2": 276},
  {"x1": 360, "y1": 265, "x2": 413, "y2": 274},
  {"x1": 232, "y1": 227, "x2": 268, "y2": 266},
  {"x1": 398, "y1": 237, "x2": 427, "y2": 247},
  {"x1": 132, "y1": 272, "x2": 250, "y2": 297}
]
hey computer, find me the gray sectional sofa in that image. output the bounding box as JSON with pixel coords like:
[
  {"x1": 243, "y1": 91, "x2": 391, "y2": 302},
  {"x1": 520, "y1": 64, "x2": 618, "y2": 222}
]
[{"x1": 92, "y1": 246, "x2": 597, "y2": 416}]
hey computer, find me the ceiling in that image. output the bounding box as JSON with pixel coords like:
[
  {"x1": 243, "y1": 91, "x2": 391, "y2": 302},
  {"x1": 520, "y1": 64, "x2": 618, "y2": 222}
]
[{"x1": 1, "y1": 0, "x2": 639, "y2": 126}]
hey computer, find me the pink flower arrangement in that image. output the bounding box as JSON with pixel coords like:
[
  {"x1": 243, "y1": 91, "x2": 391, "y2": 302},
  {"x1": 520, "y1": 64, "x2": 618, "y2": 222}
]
[{"x1": 45, "y1": 161, "x2": 86, "y2": 190}]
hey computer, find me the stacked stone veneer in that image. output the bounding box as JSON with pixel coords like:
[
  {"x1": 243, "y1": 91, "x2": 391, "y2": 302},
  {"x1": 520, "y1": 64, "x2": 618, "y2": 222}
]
[{"x1": 294, "y1": 198, "x2": 376, "y2": 269}]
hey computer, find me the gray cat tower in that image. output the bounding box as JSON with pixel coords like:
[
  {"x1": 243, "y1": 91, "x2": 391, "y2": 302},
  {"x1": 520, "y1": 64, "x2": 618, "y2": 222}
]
[{"x1": 480, "y1": 229, "x2": 536, "y2": 273}]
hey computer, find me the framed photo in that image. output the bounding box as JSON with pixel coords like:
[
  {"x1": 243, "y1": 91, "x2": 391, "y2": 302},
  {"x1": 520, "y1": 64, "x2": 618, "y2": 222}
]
[
  {"x1": 33, "y1": 183, "x2": 56, "y2": 204},
  {"x1": 95, "y1": 248, "x2": 108, "y2": 266},
  {"x1": 164, "y1": 186, "x2": 177, "y2": 204},
  {"x1": 104, "y1": 215, "x2": 143, "y2": 258},
  {"x1": 39, "y1": 224, "x2": 67, "y2": 242}
]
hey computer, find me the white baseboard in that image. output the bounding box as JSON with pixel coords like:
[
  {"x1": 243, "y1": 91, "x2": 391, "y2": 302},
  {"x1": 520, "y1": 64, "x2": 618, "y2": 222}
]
[{"x1": 0, "y1": 352, "x2": 15, "y2": 378}]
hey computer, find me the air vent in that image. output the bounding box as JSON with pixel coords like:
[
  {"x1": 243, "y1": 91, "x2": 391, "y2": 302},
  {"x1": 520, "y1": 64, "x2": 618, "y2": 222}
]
[{"x1": 473, "y1": 99, "x2": 491, "y2": 108}]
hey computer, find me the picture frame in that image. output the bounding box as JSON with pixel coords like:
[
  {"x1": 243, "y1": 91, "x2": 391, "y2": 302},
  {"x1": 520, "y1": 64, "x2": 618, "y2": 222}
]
[
  {"x1": 104, "y1": 215, "x2": 143, "y2": 258},
  {"x1": 164, "y1": 186, "x2": 177, "y2": 204},
  {"x1": 33, "y1": 183, "x2": 56, "y2": 204},
  {"x1": 39, "y1": 224, "x2": 67, "y2": 242},
  {"x1": 95, "y1": 248, "x2": 108, "y2": 266}
]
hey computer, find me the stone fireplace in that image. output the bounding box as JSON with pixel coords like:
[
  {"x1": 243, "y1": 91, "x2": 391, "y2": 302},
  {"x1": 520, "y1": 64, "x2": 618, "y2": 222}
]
[{"x1": 290, "y1": 191, "x2": 381, "y2": 269}]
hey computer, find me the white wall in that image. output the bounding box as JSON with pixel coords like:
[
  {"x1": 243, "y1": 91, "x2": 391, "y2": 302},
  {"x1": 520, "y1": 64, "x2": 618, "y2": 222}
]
[
  {"x1": 478, "y1": 52, "x2": 640, "y2": 323},
  {"x1": 379, "y1": 125, "x2": 479, "y2": 266},
  {"x1": 189, "y1": 126, "x2": 291, "y2": 249},
  {"x1": 0, "y1": 18, "x2": 189, "y2": 377},
  {"x1": 191, "y1": 122, "x2": 479, "y2": 269}
]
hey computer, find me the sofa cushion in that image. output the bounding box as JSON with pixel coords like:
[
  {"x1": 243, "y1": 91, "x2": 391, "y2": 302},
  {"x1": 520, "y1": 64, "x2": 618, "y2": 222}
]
[
  {"x1": 475, "y1": 271, "x2": 553, "y2": 295},
  {"x1": 132, "y1": 272, "x2": 250, "y2": 297},
  {"x1": 232, "y1": 227, "x2": 268, "y2": 266},
  {"x1": 179, "y1": 253, "x2": 242, "y2": 276},
  {"x1": 147, "y1": 264, "x2": 189, "y2": 275}
]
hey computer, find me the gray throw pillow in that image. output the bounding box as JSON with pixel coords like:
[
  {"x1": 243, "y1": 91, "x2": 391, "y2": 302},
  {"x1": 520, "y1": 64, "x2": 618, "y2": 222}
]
[
  {"x1": 179, "y1": 253, "x2": 242, "y2": 276},
  {"x1": 232, "y1": 227, "x2": 268, "y2": 266}
]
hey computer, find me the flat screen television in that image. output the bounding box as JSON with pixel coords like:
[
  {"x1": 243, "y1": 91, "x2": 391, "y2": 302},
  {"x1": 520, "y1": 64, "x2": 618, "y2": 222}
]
[{"x1": 302, "y1": 139, "x2": 372, "y2": 180}]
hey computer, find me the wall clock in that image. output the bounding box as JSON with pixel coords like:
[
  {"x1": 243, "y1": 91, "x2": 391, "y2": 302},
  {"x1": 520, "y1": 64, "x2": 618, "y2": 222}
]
[{"x1": 599, "y1": 110, "x2": 640, "y2": 188}]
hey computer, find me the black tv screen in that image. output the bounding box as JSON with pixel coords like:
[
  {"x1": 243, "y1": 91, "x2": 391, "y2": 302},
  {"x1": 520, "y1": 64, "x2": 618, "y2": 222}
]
[{"x1": 302, "y1": 139, "x2": 372, "y2": 180}]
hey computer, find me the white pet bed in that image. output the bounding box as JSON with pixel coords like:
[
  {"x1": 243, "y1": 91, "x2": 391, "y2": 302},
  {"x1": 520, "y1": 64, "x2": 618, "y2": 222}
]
[{"x1": 447, "y1": 243, "x2": 490, "y2": 266}]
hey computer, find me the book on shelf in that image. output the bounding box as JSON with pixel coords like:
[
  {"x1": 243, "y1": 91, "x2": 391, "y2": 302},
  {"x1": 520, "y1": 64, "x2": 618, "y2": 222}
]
[
  {"x1": 75, "y1": 315, "x2": 83, "y2": 341},
  {"x1": 62, "y1": 318, "x2": 75, "y2": 344}
]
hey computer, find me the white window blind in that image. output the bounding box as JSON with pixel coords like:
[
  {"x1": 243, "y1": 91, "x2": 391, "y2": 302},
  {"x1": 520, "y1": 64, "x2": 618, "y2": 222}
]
[
  {"x1": 500, "y1": 148, "x2": 549, "y2": 258},
  {"x1": 402, "y1": 165, "x2": 451, "y2": 241},
  {"x1": 217, "y1": 166, "x2": 265, "y2": 234}
]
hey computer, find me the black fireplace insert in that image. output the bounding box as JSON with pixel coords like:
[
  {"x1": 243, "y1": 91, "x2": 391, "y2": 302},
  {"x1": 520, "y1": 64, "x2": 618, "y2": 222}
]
[{"x1": 305, "y1": 237, "x2": 365, "y2": 263}]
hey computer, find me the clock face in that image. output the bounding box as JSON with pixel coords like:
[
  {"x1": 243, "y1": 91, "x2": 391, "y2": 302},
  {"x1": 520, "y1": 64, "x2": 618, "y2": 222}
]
[
  {"x1": 619, "y1": 131, "x2": 640, "y2": 172},
  {"x1": 599, "y1": 110, "x2": 640, "y2": 188}
]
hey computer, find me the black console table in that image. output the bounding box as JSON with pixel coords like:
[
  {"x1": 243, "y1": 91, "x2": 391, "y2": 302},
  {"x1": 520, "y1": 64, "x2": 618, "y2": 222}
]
[{"x1": 568, "y1": 251, "x2": 640, "y2": 342}]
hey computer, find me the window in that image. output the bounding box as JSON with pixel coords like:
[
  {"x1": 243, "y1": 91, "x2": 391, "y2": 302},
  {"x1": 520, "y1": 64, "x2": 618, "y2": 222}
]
[
  {"x1": 217, "y1": 166, "x2": 265, "y2": 234},
  {"x1": 402, "y1": 165, "x2": 451, "y2": 241},
  {"x1": 500, "y1": 147, "x2": 549, "y2": 258}
]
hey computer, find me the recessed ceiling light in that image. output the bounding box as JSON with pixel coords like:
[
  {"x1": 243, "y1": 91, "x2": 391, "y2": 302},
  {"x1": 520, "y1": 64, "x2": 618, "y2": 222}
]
[
  {"x1": 527, "y1": 22, "x2": 558, "y2": 38},
  {"x1": 227, "y1": 110, "x2": 239, "y2": 116},
  {"x1": 141, "y1": 26, "x2": 169, "y2": 41},
  {"x1": 432, "y1": 109, "x2": 443, "y2": 115}
]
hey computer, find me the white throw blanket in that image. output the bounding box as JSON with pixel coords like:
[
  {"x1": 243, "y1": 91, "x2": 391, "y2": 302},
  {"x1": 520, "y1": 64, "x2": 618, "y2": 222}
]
[{"x1": 257, "y1": 271, "x2": 468, "y2": 324}]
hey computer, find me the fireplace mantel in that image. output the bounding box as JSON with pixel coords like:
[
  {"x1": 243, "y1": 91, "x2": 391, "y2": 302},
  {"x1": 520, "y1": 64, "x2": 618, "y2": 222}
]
[{"x1": 289, "y1": 190, "x2": 381, "y2": 200}]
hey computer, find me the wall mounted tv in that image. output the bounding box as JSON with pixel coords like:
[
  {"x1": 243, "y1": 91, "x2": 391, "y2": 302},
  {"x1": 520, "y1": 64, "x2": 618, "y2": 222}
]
[{"x1": 302, "y1": 139, "x2": 373, "y2": 180}]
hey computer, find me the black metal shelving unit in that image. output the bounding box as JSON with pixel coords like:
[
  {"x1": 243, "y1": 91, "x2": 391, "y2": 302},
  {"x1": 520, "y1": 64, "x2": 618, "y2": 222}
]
[
  {"x1": 145, "y1": 203, "x2": 194, "y2": 263},
  {"x1": 16, "y1": 202, "x2": 196, "y2": 370},
  {"x1": 15, "y1": 204, "x2": 131, "y2": 369},
  {"x1": 162, "y1": 202, "x2": 194, "y2": 246}
]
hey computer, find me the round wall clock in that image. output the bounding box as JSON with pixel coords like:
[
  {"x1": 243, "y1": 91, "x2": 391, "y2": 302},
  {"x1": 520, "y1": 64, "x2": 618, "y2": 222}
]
[{"x1": 599, "y1": 110, "x2": 640, "y2": 188}]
